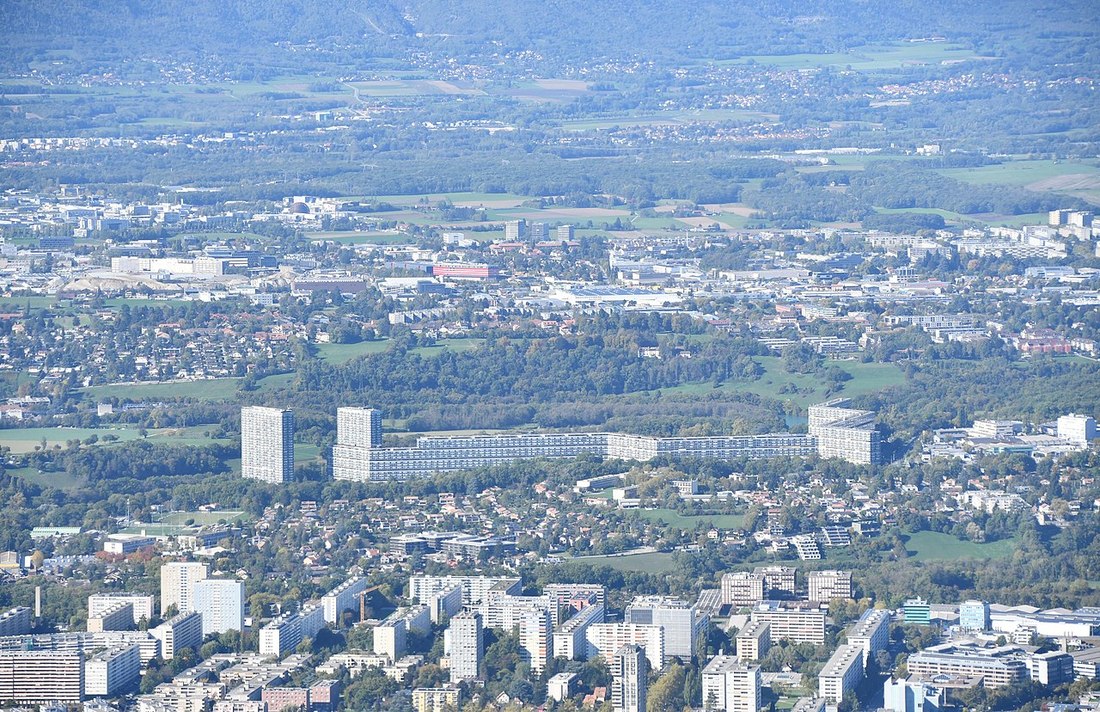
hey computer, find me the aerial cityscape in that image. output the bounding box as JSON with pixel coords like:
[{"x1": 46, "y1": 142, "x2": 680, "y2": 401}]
[{"x1": 0, "y1": 2, "x2": 1099, "y2": 712}]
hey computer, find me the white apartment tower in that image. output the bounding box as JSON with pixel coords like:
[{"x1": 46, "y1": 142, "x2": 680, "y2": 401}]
[
  {"x1": 611, "y1": 644, "x2": 647, "y2": 712},
  {"x1": 192, "y1": 579, "x2": 244, "y2": 636},
  {"x1": 702, "y1": 656, "x2": 761, "y2": 712},
  {"x1": 241, "y1": 406, "x2": 294, "y2": 483},
  {"x1": 339, "y1": 407, "x2": 383, "y2": 448},
  {"x1": 160, "y1": 561, "x2": 208, "y2": 616},
  {"x1": 448, "y1": 611, "x2": 483, "y2": 681}
]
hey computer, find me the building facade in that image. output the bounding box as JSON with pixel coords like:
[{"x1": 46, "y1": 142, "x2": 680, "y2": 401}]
[
  {"x1": 702, "y1": 656, "x2": 761, "y2": 712},
  {"x1": 193, "y1": 579, "x2": 244, "y2": 636},
  {"x1": 611, "y1": 645, "x2": 647, "y2": 712},
  {"x1": 241, "y1": 406, "x2": 294, "y2": 483},
  {"x1": 160, "y1": 561, "x2": 208, "y2": 616}
]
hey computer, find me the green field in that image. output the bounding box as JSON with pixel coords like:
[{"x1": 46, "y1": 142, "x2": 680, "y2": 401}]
[
  {"x1": 305, "y1": 231, "x2": 416, "y2": 244},
  {"x1": 633, "y1": 508, "x2": 745, "y2": 530},
  {"x1": 566, "y1": 551, "x2": 679, "y2": 573},
  {"x1": 721, "y1": 42, "x2": 983, "y2": 71},
  {"x1": 664, "y1": 357, "x2": 905, "y2": 407},
  {"x1": 939, "y1": 159, "x2": 1100, "y2": 187},
  {"x1": 6, "y1": 465, "x2": 84, "y2": 490},
  {"x1": 903, "y1": 531, "x2": 1016, "y2": 561},
  {"x1": 562, "y1": 109, "x2": 778, "y2": 131},
  {"x1": 408, "y1": 338, "x2": 485, "y2": 358},
  {"x1": 156, "y1": 510, "x2": 248, "y2": 526},
  {"x1": 81, "y1": 378, "x2": 241, "y2": 402},
  {"x1": 0, "y1": 424, "x2": 228, "y2": 454},
  {"x1": 315, "y1": 340, "x2": 391, "y2": 364}
]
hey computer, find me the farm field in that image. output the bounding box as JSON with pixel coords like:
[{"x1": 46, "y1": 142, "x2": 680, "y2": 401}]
[
  {"x1": 720, "y1": 42, "x2": 984, "y2": 71},
  {"x1": 938, "y1": 159, "x2": 1100, "y2": 188},
  {"x1": 315, "y1": 340, "x2": 391, "y2": 364}
]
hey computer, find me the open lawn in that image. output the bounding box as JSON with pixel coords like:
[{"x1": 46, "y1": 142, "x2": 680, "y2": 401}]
[
  {"x1": 663, "y1": 357, "x2": 905, "y2": 407},
  {"x1": 0, "y1": 424, "x2": 229, "y2": 454},
  {"x1": 566, "y1": 551, "x2": 679, "y2": 574},
  {"x1": 81, "y1": 378, "x2": 241, "y2": 402},
  {"x1": 315, "y1": 340, "x2": 391, "y2": 364},
  {"x1": 156, "y1": 510, "x2": 248, "y2": 526},
  {"x1": 304, "y1": 231, "x2": 415, "y2": 245},
  {"x1": 633, "y1": 508, "x2": 745, "y2": 531},
  {"x1": 408, "y1": 338, "x2": 486, "y2": 358},
  {"x1": 903, "y1": 531, "x2": 1016, "y2": 561},
  {"x1": 6, "y1": 466, "x2": 84, "y2": 490}
]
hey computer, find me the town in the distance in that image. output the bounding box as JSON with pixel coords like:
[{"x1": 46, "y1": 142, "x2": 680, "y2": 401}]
[{"x1": 3, "y1": 1, "x2": 1100, "y2": 711}]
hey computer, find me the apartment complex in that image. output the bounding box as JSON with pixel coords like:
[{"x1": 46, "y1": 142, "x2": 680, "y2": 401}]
[
  {"x1": 808, "y1": 399, "x2": 882, "y2": 465},
  {"x1": 846, "y1": 609, "x2": 891, "y2": 666},
  {"x1": 88, "y1": 594, "x2": 155, "y2": 625},
  {"x1": 611, "y1": 645, "x2": 647, "y2": 712},
  {"x1": 625, "y1": 596, "x2": 706, "y2": 661},
  {"x1": 241, "y1": 406, "x2": 295, "y2": 483},
  {"x1": 722, "y1": 572, "x2": 766, "y2": 607},
  {"x1": 807, "y1": 570, "x2": 853, "y2": 603},
  {"x1": 750, "y1": 602, "x2": 826, "y2": 645},
  {"x1": 819, "y1": 644, "x2": 864, "y2": 703},
  {"x1": 322, "y1": 577, "x2": 369, "y2": 626},
  {"x1": 193, "y1": 579, "x2": 245, "y2": 636},
  {"x1": 735, "y1": 620, "x2": 771, "y2": 662},
  {"x1": 0, "y1": 650, "x2": 85, "y2": 705},
  {"x1": 447, "y1": 611, "x2": 483, "y2": 681},
  {"x1": 160, "y1": 561, "x2": 208, "y2": 616},
  {"x1": 332, "y1": 401, "x2": 881, "y2": 481},
  {"x1": 586, "y1": 624, "x2": 665, "y2": 671}
]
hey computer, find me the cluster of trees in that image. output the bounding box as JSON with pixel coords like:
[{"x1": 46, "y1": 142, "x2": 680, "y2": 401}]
[{"x1": 23, "y1": 441, "x2": 233, "y2": 482}]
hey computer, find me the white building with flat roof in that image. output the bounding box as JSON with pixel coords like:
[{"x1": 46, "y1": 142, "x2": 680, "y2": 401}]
[
  {"x1": 447, "y1": 610, "x2": 482, "y2": 681},
  {"x1": 85, "y1": 645, "x2": 140, "y2": 697},
  {"x1": 819, "y1": 644, "x2": 864, "y2": 703},
  {"x1": 241, "y1": 406, "x2": 294, "y2": 483},
  {"x1": 193, "y1": 579, "x2": 244, "y2": 636},
  {"x1": 0, "y1": 650, "x2": 85, "y2": 705},
  {"x1": 89, "y1": 594, "x2": 155, "y2": 625},
  {"x1": 702, "y1": 656, "x2": 761, "y2": 712},
  {"x1": 160, "y1": 561, "x2": 208, "y2": 616}
]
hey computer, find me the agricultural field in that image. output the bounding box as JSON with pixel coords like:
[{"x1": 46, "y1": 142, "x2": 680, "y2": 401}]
[
  {"x1": 315, "y1": 340, "x2": 392, "y2": 364},
  {"x1": 719, "y1": 42, "x2": 984, "y2": 71}
]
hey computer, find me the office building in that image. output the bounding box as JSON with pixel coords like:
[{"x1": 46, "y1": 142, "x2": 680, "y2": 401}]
[
  {"x1": 160, "y1": 561, "x2": 208, "y2": 615},
  {"x1": 587, "y1": 624, "x2": 665, "y2": 671},
  {"x1": 87, "y1": 601, "x2": 133, "y2": 632},
  {"x1": 702, "y1": 656, "x2": 761, "y2": 712},
  {"x1": 0, "y1": 650, "x2": 84, "y2": 704},
  {"x1": 1029, "y1": 651, "x2": 1074, "y2": 686},
  {"x1": 884, "y1": 677, "x2": 942, "y2": 712},
  {"x1": 412, "y1": 687, "x2": 460, "y2": 712},
  {"x1": 819, "y1": 644, "x2": 864, "y2": 703},
  {"x1": 1056, "y1": 414, "x2": 1096, "y2": 446},
  {"x1": 958, "y1": 600, "x2": 989, "y2": 632},
  {"x1": 85, "y1": 645, "x2": 140, "y2": 697},
  {"x1": 625, "y1": 595, "x2": 706, "y2": 661},
  {"x1": 902, "y1": 598, "x2": 931, "y2": 625},
  {"x1": 193, "y1": 579, "x2": 244, "y2": 636},
  {"x1": 0, "y1": 607, "x2": 31, "y2": 637},
  {"x1": 103, "y1": 533, "x2": 156, "y2": 555},
  {"x1": 722, "y1": 572, "x2": 766, "y2": 607},
  {"x1": 907, "y1": 644, "x2": 1028, "y2": 688},
  {"x1": 241, "y1": 406, "x2": 294, "y2": 483},
  {"x1": 736, "y1": 620, "x2": 770, "y2": 662},
  {"x1": 808, "y1": 399, "x2": 882, "y2": 464},
  {"x1": 151, "y1": 611, "x2": 203, "y2": 659},
  {"x1": 611, "y1": 644, "x2": 647, "y2": 712},
  {"x1": 846, "y1": 609, "x2": 891, "y2": 666},
  {"x1": 554, "y1": 603, "x2": 606, "y2": 660},
  {"x1": 808, "y1": 571, "x2": 853, "y2": 603},
  {"x1": 447, "y1": 611, "x2": 482, "y2": 681},
  {"x1": 89, "y1": 594, "x2": 155, "y2": 625},
  {"x1": 332, "y1": 402, "x2": 880, "y2": 481},
  {"x1": 750, "y1": 602, "x2": 826, "y2": 645},
  {"x1": 322, "y1": 577, "x2": 369, "y2": 626}
]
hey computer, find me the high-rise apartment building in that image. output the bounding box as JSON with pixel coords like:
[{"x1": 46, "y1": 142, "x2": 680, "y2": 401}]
[
  {"x1": 722, "y1": 573, "x2": 766, "y2": 607},
  {"x1": 611, "y1": 645, "x2": 647, "y2": 712},
  {"x1": 625, "y1": 596, "x2": 706, "y2": 661},
  {"x1": 338, "y1": 407, "x2": 383, "y2": 448},
  {"x1": 447, "y1": 611, "x2": 483, "y2": 681},
  {"x1": 808, "y1": 570, "x2": 853, "y2": 603},
  {"x1": 151, "y1": 611, "x2": 203, "y2": 659},
  {"x1": 160, "y1": 561, "x2": 208, "y2": 616},
  {"x1": 193, "y1": 579, "x2": 244, "y2": 636},
  {"x1": 0, "y1": 650, "x2": 85, "y2": 705},
  {"x1": 241, "y1": 406, "x2": 294, "y2": 483},
  {"x1": 702, "y1": 656, "x2": 761, "y2": 712}
]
